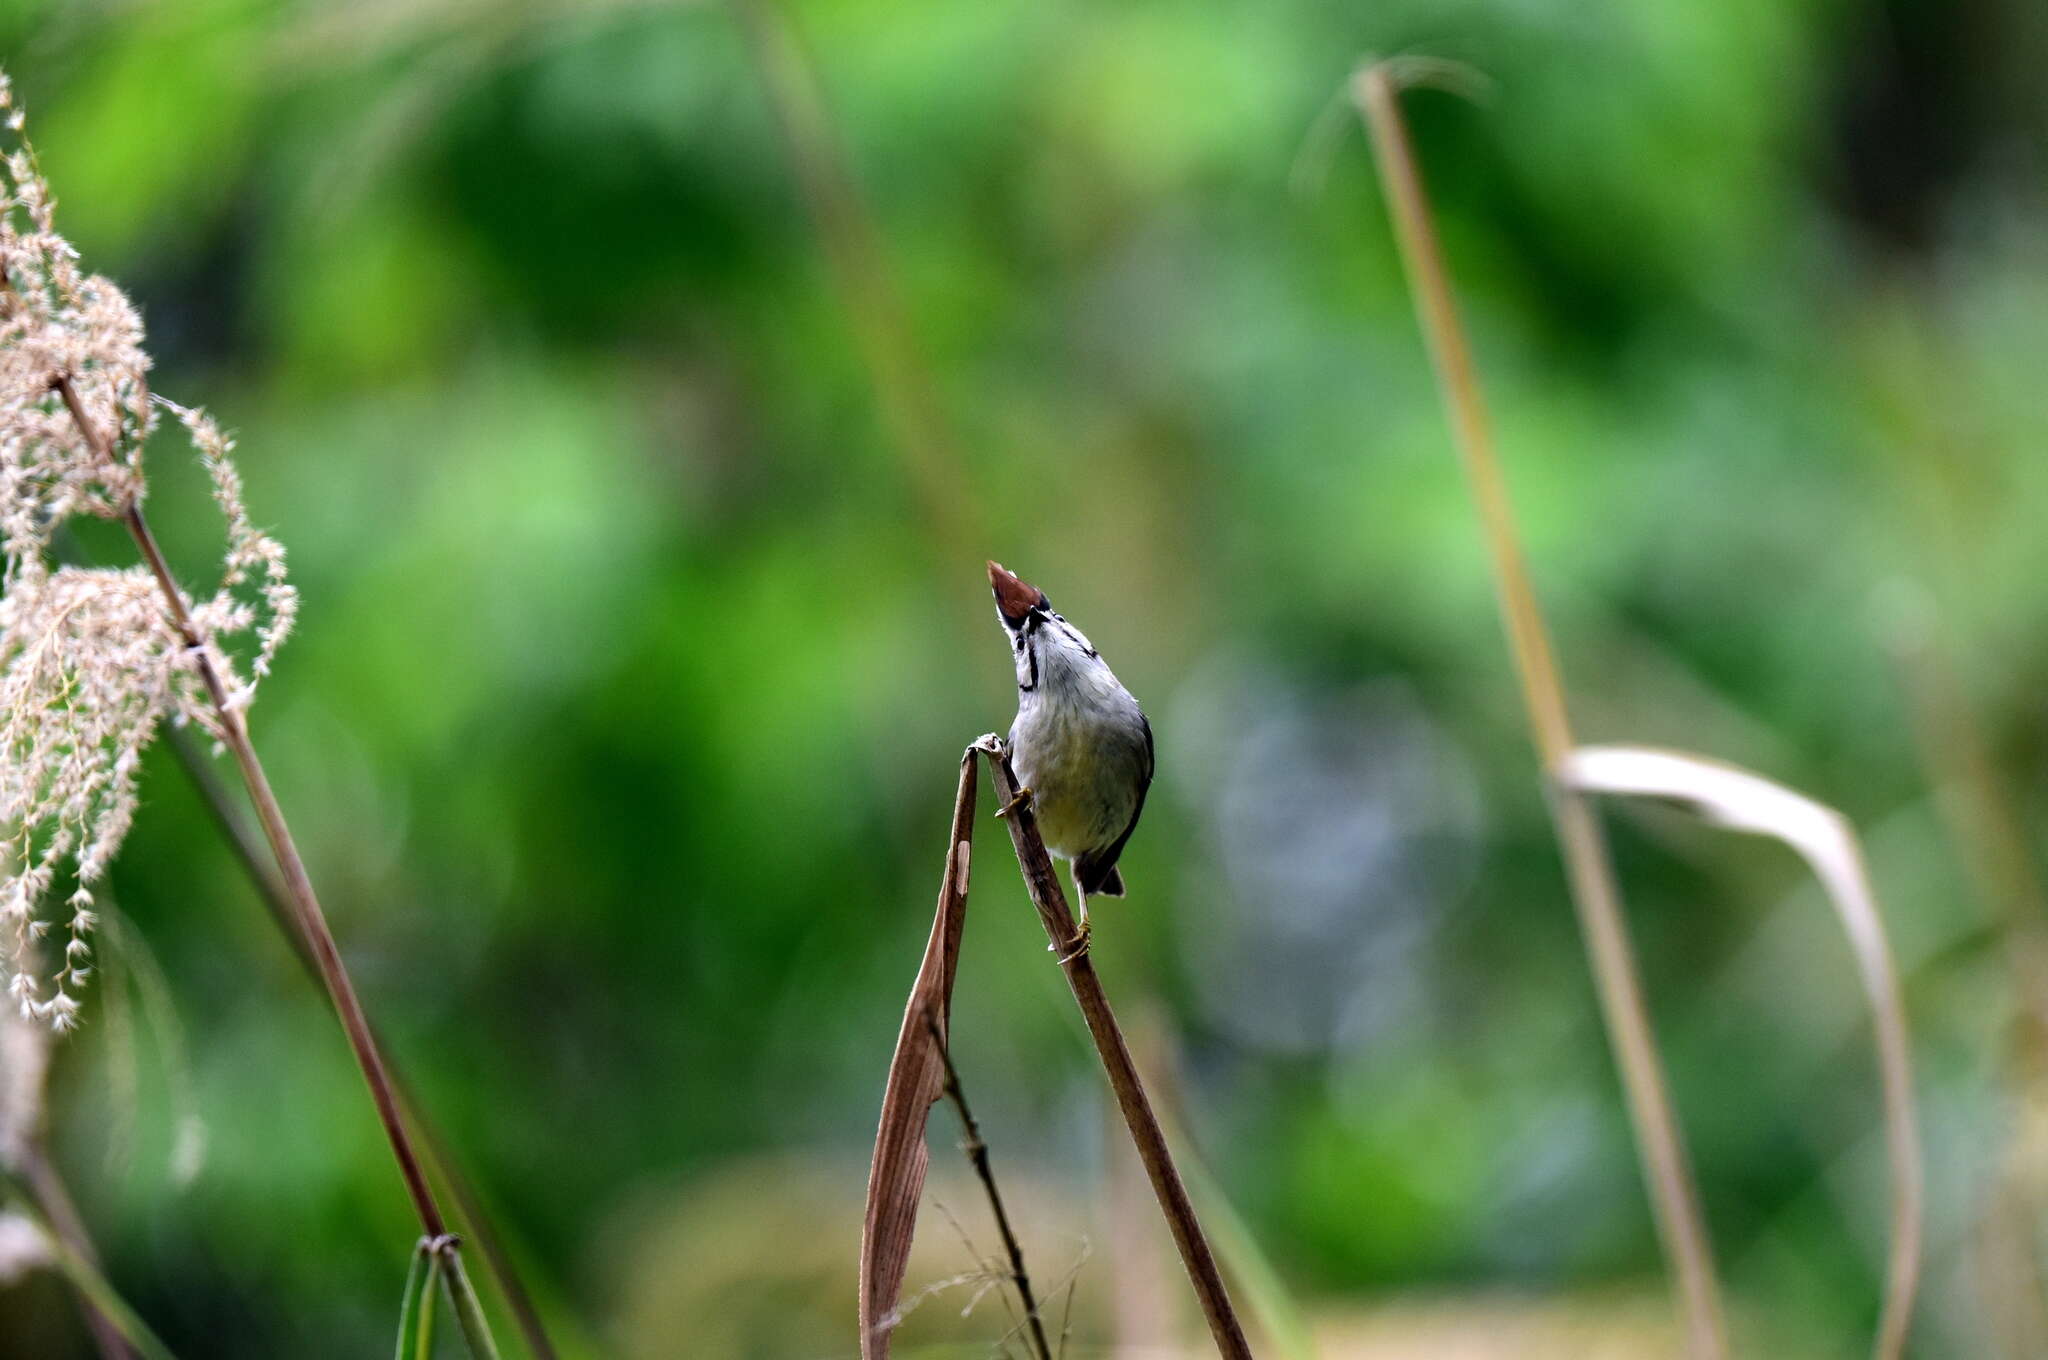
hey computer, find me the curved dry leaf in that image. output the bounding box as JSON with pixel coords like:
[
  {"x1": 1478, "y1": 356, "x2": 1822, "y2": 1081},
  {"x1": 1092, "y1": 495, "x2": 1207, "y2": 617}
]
[
  {"x1": 1561, "y1": 743, "x2": 1924, "y2": 1360},
  {"x1": 858, "y1": 746, "x2": 978, "y2": 1360}
]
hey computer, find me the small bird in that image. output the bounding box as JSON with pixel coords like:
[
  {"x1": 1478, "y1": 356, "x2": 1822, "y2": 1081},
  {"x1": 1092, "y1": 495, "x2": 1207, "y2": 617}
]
[{"x1": 988, "y1": 561, "x2": 1154, "y2": 957}]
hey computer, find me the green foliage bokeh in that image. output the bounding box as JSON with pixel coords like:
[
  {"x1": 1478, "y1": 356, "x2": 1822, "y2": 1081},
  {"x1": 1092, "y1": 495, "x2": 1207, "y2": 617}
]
[{"x1": 4, "y1": 0, "x2": 2047, "y2": 1355}]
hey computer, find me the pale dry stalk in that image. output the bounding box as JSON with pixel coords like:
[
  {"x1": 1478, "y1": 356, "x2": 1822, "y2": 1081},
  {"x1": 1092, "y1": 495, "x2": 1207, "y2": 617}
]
[
  {"x1": 1352, "y1": 63, "x2": 1728, "y2": 1358},
  {"x1": 729, "y1": 0, "x2": 985, "y2": 572},
  {"x1": 16, "y1": 1143, "x2": 131, "y2": 1359}
]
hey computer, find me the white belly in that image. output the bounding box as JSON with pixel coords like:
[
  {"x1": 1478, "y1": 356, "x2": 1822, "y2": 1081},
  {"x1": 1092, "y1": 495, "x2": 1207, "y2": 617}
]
[{"x1": 1009, "y1": 700, "x2": 1146, "y2": 862}]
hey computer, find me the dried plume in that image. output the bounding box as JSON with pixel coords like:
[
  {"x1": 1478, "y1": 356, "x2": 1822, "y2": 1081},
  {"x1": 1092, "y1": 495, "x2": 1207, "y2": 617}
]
[{"x1": 0, "y1": 72, "x2": 296, "y2": 1026}]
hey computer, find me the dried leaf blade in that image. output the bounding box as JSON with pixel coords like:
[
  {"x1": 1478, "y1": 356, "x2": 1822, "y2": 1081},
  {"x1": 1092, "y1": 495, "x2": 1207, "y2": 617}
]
[
  {"x1": 1562, "y1": 743, "x2": 1925, "y2": 1360},
  {"x1": 858, "y1": 747, "x2": 978, "y2": 1359}
]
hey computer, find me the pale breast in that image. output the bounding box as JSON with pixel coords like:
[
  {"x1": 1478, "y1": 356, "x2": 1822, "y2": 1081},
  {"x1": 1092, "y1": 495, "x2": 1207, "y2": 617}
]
[{"x1": 1009, "y1": 691, "x2": 1147, "y2": 862}]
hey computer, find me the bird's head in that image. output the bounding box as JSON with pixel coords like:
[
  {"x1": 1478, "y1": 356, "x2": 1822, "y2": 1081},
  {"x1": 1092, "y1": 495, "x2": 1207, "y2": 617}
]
[
  {"x1": 988, "y1": 561, "x2": 1095, "y2": 691},
  {"x1": 988, "y1": 560, "x2": 1048, "y2": 629}
]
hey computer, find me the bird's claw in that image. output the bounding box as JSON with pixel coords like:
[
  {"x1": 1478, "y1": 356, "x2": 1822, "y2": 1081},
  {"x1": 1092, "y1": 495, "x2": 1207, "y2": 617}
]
[
  {"x1": 995, "y1": 786, "x2": 1034, "y2": 820},
  {"x1": 1051, "y1": 920, "x2": 1092, "y2": 964}
]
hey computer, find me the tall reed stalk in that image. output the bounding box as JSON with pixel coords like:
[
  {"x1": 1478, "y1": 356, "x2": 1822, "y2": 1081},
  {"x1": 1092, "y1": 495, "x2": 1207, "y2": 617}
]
[
  {"x1": 1351, "y1": 63, "x2": 1729, "y2": 1358},
  {"x1": 46, "y1": 379, "x2": 503, "y2": 1360},
  {"x1": 2, "y1": 73, "x2": 504, "y2": 1350},
  {"x1": 33, "y1": 509, "x2": 557, "y2": 1358}
]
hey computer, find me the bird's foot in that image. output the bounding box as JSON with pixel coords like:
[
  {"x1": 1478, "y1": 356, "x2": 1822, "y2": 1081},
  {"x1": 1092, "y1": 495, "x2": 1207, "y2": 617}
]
[
  {"x1": 1051, "y1": 919, "x2": 1092, "y2": 964},
  {"x1": 995, "y1": 786, "x2": 1034, "y2": 820}
]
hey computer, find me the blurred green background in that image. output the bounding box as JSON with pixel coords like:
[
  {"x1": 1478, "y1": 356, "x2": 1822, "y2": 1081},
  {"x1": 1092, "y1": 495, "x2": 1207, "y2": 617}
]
[{"x1": 3, "y1": 0, "x2": 2048, "y2": 1355}]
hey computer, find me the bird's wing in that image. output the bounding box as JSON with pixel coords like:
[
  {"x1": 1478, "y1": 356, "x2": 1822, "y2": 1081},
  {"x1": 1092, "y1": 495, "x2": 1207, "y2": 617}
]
[{"x1": 1077, "y1": 713, "x2": 1152, "y2": 895}]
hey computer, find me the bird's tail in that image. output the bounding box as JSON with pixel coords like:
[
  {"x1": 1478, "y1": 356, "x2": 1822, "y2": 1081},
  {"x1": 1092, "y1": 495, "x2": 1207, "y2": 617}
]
[{"x1": 1076, "y1": 858, "x2": 1125, "y2": 897}]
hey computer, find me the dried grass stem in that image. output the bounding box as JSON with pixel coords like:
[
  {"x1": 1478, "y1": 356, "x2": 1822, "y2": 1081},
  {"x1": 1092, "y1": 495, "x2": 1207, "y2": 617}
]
[
  {"x1": 50, "y1": 377, "x2": 502, "y2": 1359},
  {"x1": 924, "y1": 1010, "x2": 1053, "y2": 1360},
  {"x1": 974, "y1": 737, "x2": 1251, "y2": 1360},
  {"x1": 1352, "y1": 63, "x2": 1728, "y2": 1358}
]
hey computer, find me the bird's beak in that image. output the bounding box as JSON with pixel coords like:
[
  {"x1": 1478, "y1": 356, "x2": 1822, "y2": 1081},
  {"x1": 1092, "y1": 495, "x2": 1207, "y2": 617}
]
[{"x1": 987, "y1": 560, "x2": 1047, "y2": 625}]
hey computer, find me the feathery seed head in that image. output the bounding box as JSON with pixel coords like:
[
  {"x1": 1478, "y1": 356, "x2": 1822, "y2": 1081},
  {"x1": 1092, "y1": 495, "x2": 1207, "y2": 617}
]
[{"x1": 0, "y1": 71, "x2": 297, "y2": 1025}]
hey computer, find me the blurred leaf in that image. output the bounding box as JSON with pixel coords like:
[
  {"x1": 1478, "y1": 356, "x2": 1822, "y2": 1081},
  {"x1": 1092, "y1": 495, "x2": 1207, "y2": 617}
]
[{"x1": 1562, "y1": 744, "x2": 1924, "y2": 1360}]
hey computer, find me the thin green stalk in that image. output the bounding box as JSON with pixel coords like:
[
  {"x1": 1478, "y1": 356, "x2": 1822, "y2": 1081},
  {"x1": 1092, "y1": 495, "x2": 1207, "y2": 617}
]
[
  {"x1": 1885, "y1": 607, "x2": 2048, "y2": 1343},
  {"x1": 1120, "y1": 1004, "x2": 1312, "y2": 1360},
  {"x1": 1351, "y1": 62, "x2": 1728, "y2": 1358},
  {"x1": 396, "y1": 1240, "x2": 439, "y2": 1360},
  {"x1": 436, "y1": 1234, "x2": 504, "y2": 1360}
]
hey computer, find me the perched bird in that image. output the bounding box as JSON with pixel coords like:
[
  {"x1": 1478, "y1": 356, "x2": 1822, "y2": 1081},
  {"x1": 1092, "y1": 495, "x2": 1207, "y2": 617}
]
[{"x1": 988, "y1": 561, "x2": 1154, "y2": 956}]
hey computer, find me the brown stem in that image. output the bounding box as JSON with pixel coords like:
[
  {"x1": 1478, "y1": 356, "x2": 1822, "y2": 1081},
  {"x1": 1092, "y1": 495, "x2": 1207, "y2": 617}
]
[
  {"x1": 164, "y1": 731, "x2": 557, "y2": 1360},
  {"x1": 51, "y1": 505, "x2": 549, "y2": 1358},
  {"x1": 18, "y1": 1143, "x2": 133, "y2": 1360},
  {"x1": 1351, "y1": 65, "x2": 1727, "y2": 1359},
  {"x1": 52, "y1": 376, "x2": 500, "y2": 1357},
  {"x1": 923, "y1": 1011, "x2": 1052, "y2": 1360},
  {"x1": 120, "y1": 507, "x2": 435, "y2": 1234},
  {"x1": 973, "y1": 737, "x2": 1251, "y2": 1360}
]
